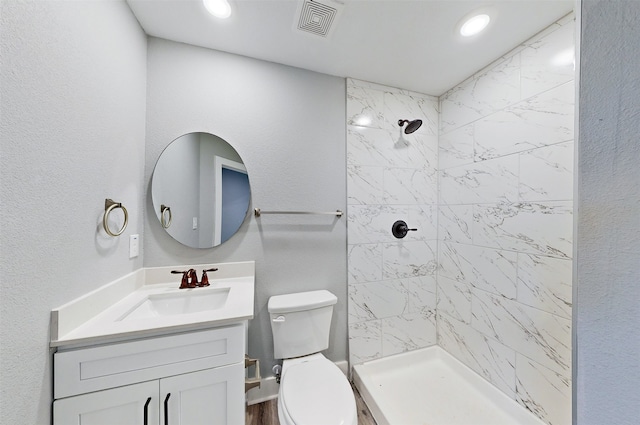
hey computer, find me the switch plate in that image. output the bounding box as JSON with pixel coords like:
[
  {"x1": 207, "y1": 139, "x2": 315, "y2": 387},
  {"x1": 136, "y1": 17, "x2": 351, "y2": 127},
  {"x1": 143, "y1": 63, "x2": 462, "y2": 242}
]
[
  {"x1": 129, "y1": 234, "x2": 139, "y2": 259},
  {"x1": 192, "y1": 217, "x2": 198, "y2": 230}
]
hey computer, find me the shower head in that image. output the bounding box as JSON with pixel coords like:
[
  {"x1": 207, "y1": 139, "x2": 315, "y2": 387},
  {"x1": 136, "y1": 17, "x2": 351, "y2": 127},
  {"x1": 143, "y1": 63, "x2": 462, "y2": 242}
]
[{"x1": 398, "y1": 119, "x2": 423, "y2": 134}]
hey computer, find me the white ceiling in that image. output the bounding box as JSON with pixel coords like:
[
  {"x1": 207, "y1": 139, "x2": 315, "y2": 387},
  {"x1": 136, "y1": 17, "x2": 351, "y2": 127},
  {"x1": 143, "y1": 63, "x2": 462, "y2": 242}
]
[{"x1": 126, "y1": 0, "x2": 573, "y2": 96}]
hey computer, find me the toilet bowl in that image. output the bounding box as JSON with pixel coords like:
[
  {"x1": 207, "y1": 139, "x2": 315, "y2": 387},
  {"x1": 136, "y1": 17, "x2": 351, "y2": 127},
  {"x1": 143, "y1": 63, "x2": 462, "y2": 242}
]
[
  {"x1": 277, "y1": 353, "x2": 357, "y2": 425},
  {"x1": 268, "y1": 290, "x2": 357, "y2": 425}
]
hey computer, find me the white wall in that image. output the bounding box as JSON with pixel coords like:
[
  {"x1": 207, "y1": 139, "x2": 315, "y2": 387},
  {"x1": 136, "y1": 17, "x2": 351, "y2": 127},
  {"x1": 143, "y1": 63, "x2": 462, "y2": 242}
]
[
  {"x1": 346, "y1": 79, "x2": 440, "y2": 364},
  {"x1": 576, "y1": 1, "x2": 640, "y2": 423},
  {"x1": 437, "y1": 15, "x2": 574, "y2": 425},
  {"x1": 143, "y1": 38, "x2": 347, "y2": 379},
  {"x1": 0, "y1": 1, "x2": 147, "y2": 423}
]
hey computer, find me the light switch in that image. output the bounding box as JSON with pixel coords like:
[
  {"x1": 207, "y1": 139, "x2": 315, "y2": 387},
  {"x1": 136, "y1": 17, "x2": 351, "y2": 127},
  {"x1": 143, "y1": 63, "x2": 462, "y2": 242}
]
[
  {"x1": 193, "y1": 217, "x2": 198, "y2": 230},
  {"x1": 129, "y1": 234, "x2": 139, "y2": 258}
]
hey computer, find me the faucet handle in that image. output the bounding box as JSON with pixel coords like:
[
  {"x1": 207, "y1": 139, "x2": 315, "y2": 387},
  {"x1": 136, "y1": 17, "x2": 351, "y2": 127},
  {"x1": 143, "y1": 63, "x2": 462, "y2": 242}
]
[
  {"x1": 171, "y1": 270, "x2": 192, "y2": 289},
  {"x1": 200, "y1": 268, "x2": 218, "y2": 286}
]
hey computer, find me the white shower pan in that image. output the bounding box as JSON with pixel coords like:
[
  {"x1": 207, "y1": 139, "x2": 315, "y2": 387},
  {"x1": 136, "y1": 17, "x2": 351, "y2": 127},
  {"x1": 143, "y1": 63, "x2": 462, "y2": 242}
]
[{"x1": 353, "y1": 346, "x2": 546, "y2": 425}]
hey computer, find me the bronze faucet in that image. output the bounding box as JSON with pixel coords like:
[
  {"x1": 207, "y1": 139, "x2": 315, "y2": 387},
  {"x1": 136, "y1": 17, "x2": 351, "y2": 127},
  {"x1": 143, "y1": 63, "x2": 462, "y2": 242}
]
[{"x1": 171, "y1": 268, "x2": 218, "y2": 289}]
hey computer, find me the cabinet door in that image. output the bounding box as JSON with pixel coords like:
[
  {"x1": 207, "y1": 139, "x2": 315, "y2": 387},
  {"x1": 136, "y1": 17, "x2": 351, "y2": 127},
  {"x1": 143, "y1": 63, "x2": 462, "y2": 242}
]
[
  {"x1": 160, "y1": 363, "x2": 244, "y2": 425},
  {"x1": 53, "y1": 380, "x2": 159, "y2": 425}
]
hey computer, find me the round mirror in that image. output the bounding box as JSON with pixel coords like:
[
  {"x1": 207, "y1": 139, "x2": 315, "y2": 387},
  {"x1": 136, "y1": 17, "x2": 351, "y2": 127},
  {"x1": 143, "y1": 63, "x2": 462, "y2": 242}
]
[{"x1": 151, "y1": 132, "x2": 251, "y2": 248}]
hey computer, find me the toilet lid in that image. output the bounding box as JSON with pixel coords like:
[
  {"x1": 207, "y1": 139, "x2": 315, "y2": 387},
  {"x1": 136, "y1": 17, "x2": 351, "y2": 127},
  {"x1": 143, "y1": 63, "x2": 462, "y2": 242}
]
[{"x1": 281, "y1": 359, "x2": 356, "y2": 425}]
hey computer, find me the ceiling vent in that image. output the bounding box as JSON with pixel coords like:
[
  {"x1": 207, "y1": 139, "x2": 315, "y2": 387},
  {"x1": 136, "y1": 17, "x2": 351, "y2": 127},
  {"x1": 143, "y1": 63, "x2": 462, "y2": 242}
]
[{"x1": 293, "y1": 0, "x2": 344, "y2": 39}]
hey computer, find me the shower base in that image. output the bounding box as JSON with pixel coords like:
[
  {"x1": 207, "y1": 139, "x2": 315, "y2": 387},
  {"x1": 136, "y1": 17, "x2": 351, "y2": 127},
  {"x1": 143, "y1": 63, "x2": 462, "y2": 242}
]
[{"x1": 352, "y1": 346, "x2": 545, "y2": 425}]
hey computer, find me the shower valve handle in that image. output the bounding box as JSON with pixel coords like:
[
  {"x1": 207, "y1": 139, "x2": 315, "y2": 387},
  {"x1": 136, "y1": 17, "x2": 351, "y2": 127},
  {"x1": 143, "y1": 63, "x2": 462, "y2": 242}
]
[{"x1": 392, "y1": 220, "x2": 417, "y2": 239}]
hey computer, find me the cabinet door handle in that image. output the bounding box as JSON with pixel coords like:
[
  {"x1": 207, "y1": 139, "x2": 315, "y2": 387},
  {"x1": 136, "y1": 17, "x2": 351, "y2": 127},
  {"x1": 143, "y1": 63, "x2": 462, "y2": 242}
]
[
  {"x1": 164, "y1": 393, "x2": 171, "y2": 425},
  {"x1": 143, "y1": 397, "x2": 151, "y2": 425}
]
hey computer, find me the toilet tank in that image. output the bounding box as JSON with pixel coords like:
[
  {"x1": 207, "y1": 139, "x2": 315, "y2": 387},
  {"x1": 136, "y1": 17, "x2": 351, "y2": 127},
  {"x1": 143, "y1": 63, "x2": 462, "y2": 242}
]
[{"x1": 268, "y1": 290, "x2": 337, "y2": 359}]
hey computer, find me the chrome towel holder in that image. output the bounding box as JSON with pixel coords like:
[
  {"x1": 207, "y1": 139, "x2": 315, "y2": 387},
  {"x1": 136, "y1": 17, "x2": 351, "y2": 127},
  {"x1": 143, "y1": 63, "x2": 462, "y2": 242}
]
[
  {"x1": 254, "y1": 208, "x2": 343, "y2": 218},
  {"x1": 160, "y1": 204, "x2": 172, "y2": 229},
  {"x1": 103, "y1": 198, "x2": 128, "y2": 237}
]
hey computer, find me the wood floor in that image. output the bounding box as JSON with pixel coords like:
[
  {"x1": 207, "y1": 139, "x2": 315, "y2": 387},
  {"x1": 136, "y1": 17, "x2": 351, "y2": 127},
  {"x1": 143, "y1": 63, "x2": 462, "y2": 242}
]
[{"x1": 246, "y1": 383, "x2": 377, "y2": 425}]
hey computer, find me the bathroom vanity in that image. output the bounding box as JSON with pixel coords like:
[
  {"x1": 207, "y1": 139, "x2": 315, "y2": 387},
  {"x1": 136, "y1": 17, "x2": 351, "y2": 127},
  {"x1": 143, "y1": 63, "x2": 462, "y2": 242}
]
[{"x1": 50, "y1": 261, "x2": 255, "y2": 425}]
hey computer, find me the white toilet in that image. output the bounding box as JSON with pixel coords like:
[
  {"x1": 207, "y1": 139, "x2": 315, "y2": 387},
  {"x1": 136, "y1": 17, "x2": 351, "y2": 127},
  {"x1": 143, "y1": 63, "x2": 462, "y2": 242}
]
[{"x1": 268, "y1": 290, "x2": 357, "y2": 425}]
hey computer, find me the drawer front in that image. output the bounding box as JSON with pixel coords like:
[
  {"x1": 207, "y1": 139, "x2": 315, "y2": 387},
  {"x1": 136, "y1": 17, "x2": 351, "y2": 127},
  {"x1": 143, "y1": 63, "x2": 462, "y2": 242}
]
[{"x1": 55, "y1": 324, "x2": 245, "y2": 399}]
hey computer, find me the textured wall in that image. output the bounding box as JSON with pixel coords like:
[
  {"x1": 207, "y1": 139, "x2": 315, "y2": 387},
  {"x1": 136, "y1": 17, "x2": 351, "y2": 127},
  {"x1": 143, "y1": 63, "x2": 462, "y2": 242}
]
[
  {"x1": 437, "y1": 15, "x2": 574, "y2": 425},
  {"x1": 143, "y1": 38, "x2": 347, "y2": 379},
  {"x1": 0, "y1": 1, "x2": 147, "y2": 423},
  {"x1": 576, "y1": 1, "x2": 640, "y2": 423},
  {"x1": 346, "y1": 79, "x2": 440, "y2": 364}
]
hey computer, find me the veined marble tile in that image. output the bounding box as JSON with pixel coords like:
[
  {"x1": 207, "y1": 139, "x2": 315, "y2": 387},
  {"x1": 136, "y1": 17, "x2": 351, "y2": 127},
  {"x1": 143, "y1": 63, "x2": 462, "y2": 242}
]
[
  {"x1": 439, "y1": 155, "x2": 519, "y2": 205},
  {"x1": 438, "y1": 313, "x2": 516, "y2": 398},
  {"x1": 474, "y1": 81, "x2": 575, "y2": 161},
  {"x1": 347, "y1": 126, "x2": 397, "y2": 167},
  {"x1": 347, "y1": 82, "x2": 384, "y2": 129},
  {"x1": 405, "y1": 132, "x2": 438, "y2": 171},
  {"x1": 518, "y1": 254, "x2": 572, "y2": 319},
  {"x1": 516, "y1": 355, "x2": 571, "y2": 425},
  {"x1": 349, "y1": 320, "x2": 382, "y2": 365},
  {"x1": 382, "y1": 91, "x2": 439, "y2": 136},
  {"x1": 382, "y1": 240, "x2": 438, "y2": 279},
  {"x1": 439, "y1": 242, "x2": 517, "y2": 299},
  {"x1": 436, "y1": 276, "x2": 472, "y2": 323},
  {"x1": 471, "y1": 290, "x2": 571, "y2": 376},
  {"x1": 381, "y1": 311, "x2": 436, "y2": 357},
  {"x1": 473, "y1": 201, "x2": 573, "y2": 259},
  {"x1": 438, "y1": 205, "x2": 473, "y2": 244},
  {"x1": 348, "y1": 78, "x2": 405, "y2": 95},
  {"x1": 440, "y1": 55, "x2": 521, "y2": 134},
  {"x1": 519, "y1": 13, "x2": 573, "y2": 53},
  {"x1": 383, "y1": 167, "x2": 437, "y2": 205},
  {"x1": 439, "y1": 123, "x2": 475, "y2": 170},
  {"x1": 408, "y1": 204, "x2": 438, "y2": 241},
  {"x1": 348, "y1": 280, "x2": 408, "y2": 323},
  {"x1": 348, "y1": 205, "x2": 407, "y2": 244},
  {"x1": 402, "y1": 275, "x2": 437, "y2": 314},
  {"x1": 519, "y1": 141, "x2": 574, "y2": 202},
  {"x1": 347, "y1": 164, "x2": 384, "y2": 205},
  {"x1": 521, "y1": 21, "x2": 575, "y2": 100},
  {"x1": 347, "y1": 243, "x2": 382, "y2": 284},
  {"x1": 348, "y1": 126, "x2": 426, "y2": 169}
]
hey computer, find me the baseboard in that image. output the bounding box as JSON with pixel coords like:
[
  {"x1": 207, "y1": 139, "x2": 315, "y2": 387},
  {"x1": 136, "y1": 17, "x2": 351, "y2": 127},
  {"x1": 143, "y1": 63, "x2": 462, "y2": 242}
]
[
  {"x1": 336, "y1": 360, "x2": 348, "y2": 376},
  {"x1": 246, "y1": 360, "x2": 350, "y2": 406},
  {"x1": 246, "y1": 376, "x2": 279, "y2": 405}
]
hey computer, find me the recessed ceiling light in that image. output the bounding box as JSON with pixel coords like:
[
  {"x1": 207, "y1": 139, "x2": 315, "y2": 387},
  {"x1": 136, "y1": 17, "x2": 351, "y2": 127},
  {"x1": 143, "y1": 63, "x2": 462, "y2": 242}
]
[
  {"x1": 203, "y1": 0, "x2": 231, "y2": 19},
  {"x1": 460, "y1": 14, "x2": 490, "y2": 37}
]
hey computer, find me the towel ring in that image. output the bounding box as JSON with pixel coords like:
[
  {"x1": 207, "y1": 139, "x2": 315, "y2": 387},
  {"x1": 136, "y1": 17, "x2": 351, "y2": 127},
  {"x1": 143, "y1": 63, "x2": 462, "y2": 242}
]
[
  {"x1": 160, "y1": 204, "x2": 172, "y2": 229},
  {"x1": 103, "y1": 198, "x2": 128, "y2": 237}
]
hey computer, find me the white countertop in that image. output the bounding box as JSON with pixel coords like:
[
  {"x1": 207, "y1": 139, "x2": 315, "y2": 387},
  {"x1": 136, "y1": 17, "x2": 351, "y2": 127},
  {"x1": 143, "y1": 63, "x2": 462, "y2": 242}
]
[{"x1": 50, "y1": 261, "x2": 255, "y2": 348}]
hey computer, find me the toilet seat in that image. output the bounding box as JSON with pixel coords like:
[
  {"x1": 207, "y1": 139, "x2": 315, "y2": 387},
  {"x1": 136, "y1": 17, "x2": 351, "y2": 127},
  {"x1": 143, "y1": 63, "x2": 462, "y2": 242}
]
[{"x1": 279, "y1": 356, "x2": 357, "y2": 425}]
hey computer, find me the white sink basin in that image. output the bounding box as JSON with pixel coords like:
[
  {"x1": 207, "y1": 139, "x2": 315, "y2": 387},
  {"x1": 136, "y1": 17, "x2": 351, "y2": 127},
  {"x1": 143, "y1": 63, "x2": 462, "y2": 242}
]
[
  {"x1": 119, "y1": 288, "x2": 231, "y2": 321},
  {"x1": 50, "y1": 261, "x2": 255, "y2": 348}
]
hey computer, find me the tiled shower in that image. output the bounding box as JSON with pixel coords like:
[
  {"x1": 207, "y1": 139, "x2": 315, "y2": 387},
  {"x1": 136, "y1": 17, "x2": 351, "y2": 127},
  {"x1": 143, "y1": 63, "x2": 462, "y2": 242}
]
[{"x1": 347, "y1": 14, "x2": 574, "y2": 425}]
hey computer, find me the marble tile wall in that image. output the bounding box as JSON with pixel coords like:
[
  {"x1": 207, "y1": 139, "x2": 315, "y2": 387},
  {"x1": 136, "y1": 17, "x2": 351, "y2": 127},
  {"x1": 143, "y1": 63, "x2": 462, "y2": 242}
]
[
  {"x1": 346, "y1": 79, "x2": 439, "y2": 364},
  {"x1": 437, "y1": 14, "x2": 574, "y2": 425}
]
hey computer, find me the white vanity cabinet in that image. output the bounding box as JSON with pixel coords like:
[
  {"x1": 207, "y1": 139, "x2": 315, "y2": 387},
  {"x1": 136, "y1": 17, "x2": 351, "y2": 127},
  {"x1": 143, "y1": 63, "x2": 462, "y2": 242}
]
[
  {"x1": 53, "y1": 324, "x2": 246, "y2": 425},
  {"x1": 53, "y1": 380, "x2": 160, "y2": 425}
]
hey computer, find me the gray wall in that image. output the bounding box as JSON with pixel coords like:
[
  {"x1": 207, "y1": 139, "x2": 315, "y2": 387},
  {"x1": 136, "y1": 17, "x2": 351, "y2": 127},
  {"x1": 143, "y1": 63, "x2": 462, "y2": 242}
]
[
  {"x1": 143, "y1": 38, "x2": 348, "y2": 378},
  {"x1": 576, "y1": 1, "x2": 640, "y2": 423},
  {"x1": 0, "y1": 1, "x2": 147, "y2": 423}
]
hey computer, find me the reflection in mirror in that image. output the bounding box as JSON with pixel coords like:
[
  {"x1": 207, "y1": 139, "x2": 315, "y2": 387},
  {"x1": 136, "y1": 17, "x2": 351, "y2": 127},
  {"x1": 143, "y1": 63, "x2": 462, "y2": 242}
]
[{"x1": 151, "y1": 132, "x2": 250, "y2": 248}]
